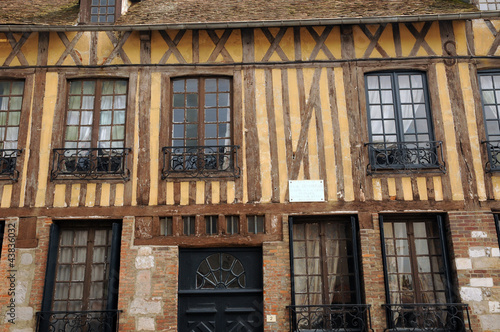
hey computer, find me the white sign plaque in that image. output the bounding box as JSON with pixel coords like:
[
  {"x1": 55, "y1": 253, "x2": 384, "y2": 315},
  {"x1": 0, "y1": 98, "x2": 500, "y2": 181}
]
[{"x1": 289, "y1": 180, "x2": 325, "y2": 202}]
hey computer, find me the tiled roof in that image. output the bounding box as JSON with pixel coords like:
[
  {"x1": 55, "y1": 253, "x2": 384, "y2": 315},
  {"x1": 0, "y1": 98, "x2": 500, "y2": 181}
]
[{"x1": 0, "y1": 0, "x2": 478, "y2": 26}]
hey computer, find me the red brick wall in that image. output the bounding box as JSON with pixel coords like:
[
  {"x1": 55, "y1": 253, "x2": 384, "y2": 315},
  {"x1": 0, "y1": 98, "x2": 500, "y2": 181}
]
[
  {"x1": 360, "y1": 214, "x2": 387, "y2": 332},
  {"x1": 447, "y1": 211, "x2": 500, "y2": 332},
  {"x1": 263, "y1": 216, "x2": 291, "y2": 332}
]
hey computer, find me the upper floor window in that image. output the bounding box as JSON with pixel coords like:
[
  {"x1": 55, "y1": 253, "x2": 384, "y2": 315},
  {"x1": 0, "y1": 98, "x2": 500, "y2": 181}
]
[
  {"x1": 51, "y1": 79, "x2": 131, "y2": 180},
  {"x1": 80, "y1": 0, "x2": 121, "y2": 24},
  {"x1": 162, "y1": 77, "x2": 240, "y2": 179},
  {"x1": 365, "y1": 72, "x2": 444, "y2": 173},
  {"x1": 479, "y1": 72, "x2": 500, "y2": 172},
  {"x1": 0, "y1": 80, "x2": 24, "y2": 180}
]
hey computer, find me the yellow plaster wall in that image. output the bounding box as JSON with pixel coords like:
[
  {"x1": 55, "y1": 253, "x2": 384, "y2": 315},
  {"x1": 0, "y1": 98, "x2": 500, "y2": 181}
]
[
  {"x1": 120, "y1": 31, "x2": 141, "y2": 64},
  {"x1": 473, "y1": 20, "x2": 499, "y2": 56},
  {"x1": 35, "y1": 72, "x2": 58, "y2": 207}
]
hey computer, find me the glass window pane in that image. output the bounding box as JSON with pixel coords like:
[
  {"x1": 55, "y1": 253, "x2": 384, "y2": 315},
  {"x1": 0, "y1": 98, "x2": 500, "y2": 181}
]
[
  {"x1": 205, "y1": 93, "x2": 216, "y2": 107},
  {"x1": 83, "y1": 81, "x2": 95, "y2": 94},
  {"x1": 11, "y1": 81, "x2": 24, "y2": 95},
  {"x1": 9, "y1": 111, "x2": 20, "y2": 126},
  {"x1": 173, "y1": 94, "x2": 185, "y2": 107},
  {"x1": 112, "y1": 125, "x2": 125, "y2": 140},
  {"x1": 205, "y1": 79, "x2": 217, "y2": 92},
  {"x1": 186, "y1": 124, "x2": 198, "y2": 138},
  {"x1": 219, "y1": 79, "x2": 230, "y2": 92},
  {"x1": 186, "y1": 79, "x2": 198, "y2": 92},
  {"x1": 69, "y1": 96, "x2": 81, "y2": 109},
  {"x1": 186, "y1": 94, "x2": 198, "y2": 107},
  {"x1": 173, "y1": 80, "x2": 185, "y2": 93},
  {"x1": 205, "y1": 124, "x2": 217, "y2": 138},
  {"x1": 398, "y1": 75, "x2": 410, "y2": 89},
  {"x1": 380, "y1": 75, "x2": 392, "y2": 89},
  {"x1": 481, "y1": 75, "x2": 493, "y2": 90},
  {"x1": 367, "y1": 76, "x2": 379, "y2": 89},
  {"x1": 10, "y1": 97, "x2": 22, "y2": 110},
  {"x1": 218, "y1": 93, "x2": 230, "y2": 107},
  {"x1": 186, "y1": 109, "x2": 198, "y2": 123},
  {"x1": 205, "y1": 109, "x2": 217, "y2": 122},
  {"x1": 100, "y1": 111, "x2": 112, "y2": 125},
  {"x1": 219, "y1": 108, "x2": 230, "y2": 122},
  {"x1": 173, "y1": 109, "x2": 184, "y2": 123},
  {"x1": 114, "y1": 110, "x2": 126, "y2": 124}
]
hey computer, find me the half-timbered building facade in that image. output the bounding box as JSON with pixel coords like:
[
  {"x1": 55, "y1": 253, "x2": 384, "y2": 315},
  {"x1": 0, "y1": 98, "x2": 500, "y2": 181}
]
[{"x1": 0, "y1": 0, "x2": 500, "y2": 331}]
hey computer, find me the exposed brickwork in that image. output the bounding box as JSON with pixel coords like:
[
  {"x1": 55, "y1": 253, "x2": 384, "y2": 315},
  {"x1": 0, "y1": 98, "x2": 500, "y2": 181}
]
[
  {"x1": 117, "y1": 217, "x2": 136, "y2": 331},
  {"x1": 262, "y1": 217, "x2": 291, "y2": 332},
  {"x1": 447, "y1": 211, "x2": 500, "y2": 332},
  {"x1": 152, "y1": 246, "x2": 178, "y2": 331},
  {"x1": 359, "y1": 214, "x2": 387, "y2": 332}
]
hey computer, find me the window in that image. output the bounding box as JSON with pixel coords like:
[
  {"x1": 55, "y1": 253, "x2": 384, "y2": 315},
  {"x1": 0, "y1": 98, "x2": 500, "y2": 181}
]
[
  {"x1": 380, "y1": 215, "x2": 469, "y2": 330},
  {"x1": 183, "y1": 216, "x2": 196, "y2": 236},
  {"x1": 51, "y1": 79, "x2": 130, "y2": 180},
  {"x1": 478, "y1": 72, "x2": 500, "y2": 171},
  {"x1": 365, "y1": 72, "x2": 444, "y2": 172},
  {"x1": 80, "y1": 0, "x2": 121, "y2": 24},
  {"x1": 247, "y1": 215, "x2": 264, "y2": 234},
  {"x1": 226, "y1": 215, "x2": 239, "y2": 235},
  {"x1": 289, "y1": 216, "x2": 368, "y2": 331},
  {"x1": 38, "y1": 222, "x2": 121, "y2": 331},
  {"x1": 0, "y1": 80, "x2": 24, "y2": 180},
  {"x1": 162, "y1": 77, "x2": 240, "y2": 179},
  {"x1": 205, "y1": 215, "x2": 218, "y2": 235},
  {"x1": 160, "y1": 217, "x2": 173, "y2": 236}
]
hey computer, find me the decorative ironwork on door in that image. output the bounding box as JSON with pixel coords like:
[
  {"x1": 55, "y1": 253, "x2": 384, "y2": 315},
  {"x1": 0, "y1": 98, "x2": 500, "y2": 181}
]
[{"x1": 196, "y1": 253, "x2": 246, "y2": 289}]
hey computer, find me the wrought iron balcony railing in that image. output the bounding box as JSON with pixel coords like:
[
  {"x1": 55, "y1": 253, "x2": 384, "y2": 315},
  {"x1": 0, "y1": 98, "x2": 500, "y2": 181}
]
[
  {"x1": 51, "y1": 148, "x2": 131, "y2": 181},
  {"x1": 36, "y1": 310, "x2": 121, "y2": 332},
  {"x1": 383, "y1": 303, "x2": 471, "y2": 332},
  {"x1": 482, "y1": 140, "x2": 500, "y2": 172},
  {"x1": 365, "y1": 141, "x2": 446, "y2": 174},
  {"x1": 287, "y1": 304, "x2": 373, "y2": 332},
  {"x1": 0, "y1": 149, "x2": 22, "y2": 181},
  {"x1": 162, "y1": 145, "x2": 240, "y2": 179}
]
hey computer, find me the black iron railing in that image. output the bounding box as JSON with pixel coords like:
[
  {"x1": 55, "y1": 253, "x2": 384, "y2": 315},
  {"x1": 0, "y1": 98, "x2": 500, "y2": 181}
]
[
  {"x1": 383, "y1": 303, "x2": 471, "y2": 332},
  {"x1": 51, "y1": 148, "x2": 131, "y2": 180},
  {"x1": 365, "y1": 141, "x2": 445, "y2": 174},
  {"x1": 0, "y1": 149, "x2": 21, "y2": 181},
  {"x1": 287, "y1": 304, "x2": 373, "y2": 332},
  {"x1": 162, "y1": 145, "x2": 240, "y2": 179},
  {"x1": 36, "y1": 310, "x2": 121, "y2": 332},
  {"x1": 482, "y1": 140, "x2": 500, "y2": 172}
]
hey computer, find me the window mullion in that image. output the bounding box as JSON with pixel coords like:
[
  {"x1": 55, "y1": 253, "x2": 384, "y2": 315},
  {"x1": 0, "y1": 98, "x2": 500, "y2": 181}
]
[
  {"x1": 393, "y1": 73, "x2": 405, "y2": 143},
  {"x1": 82, "y1": 229, "x2": 95, "y2": 311},
  {"x1": 406, "y1": 221, "x2": 423, "y2": 303},
  {"x1": 319, "y1": 222, "x2": 330, "y2": 305},
  {"x1": 199, "y1": 78, "x2": 205, "y2": 146},
  {"x1": 92, "y1": 80, "x2": 102, "y2": 148}
]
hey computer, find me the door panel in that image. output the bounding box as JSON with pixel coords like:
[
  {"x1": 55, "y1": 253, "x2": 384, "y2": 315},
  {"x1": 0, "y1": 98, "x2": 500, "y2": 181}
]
[{"x1": 179, "y1": 248, "x2": 263, "y2": 332}]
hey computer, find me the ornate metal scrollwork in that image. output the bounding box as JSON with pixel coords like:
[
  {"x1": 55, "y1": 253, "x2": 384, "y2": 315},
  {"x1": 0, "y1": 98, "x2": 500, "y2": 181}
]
[
  {"x1": 483, "y1": 140, "x2": 500, "y2": 172},
  {"x1": 36, "y1": 310, "x2": 121, "y2": 332},
  {"x1": 383, "y1": 303, "x2": 471, "y2": 332},
  {"x1": 0, "y1": 149, "x2": 22, "y2": 181},
  {"x1": 365, "y1": 141, "x2": 446, "y2": 174},
  {"x1": 162, "y1": 145, "x2": 240, "y2": 179},
  {"x1": 51, "y1": 148, "x2": 131, "y2": 181},
  {"x1": 287, "y1": 304, "x2": 373, "y2": 332}
]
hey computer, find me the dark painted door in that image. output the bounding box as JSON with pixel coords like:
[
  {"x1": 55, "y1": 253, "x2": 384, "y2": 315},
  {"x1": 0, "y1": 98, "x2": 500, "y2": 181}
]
[{"x1": 178, "y1": 247, "x2": 263, "y2": 332}]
